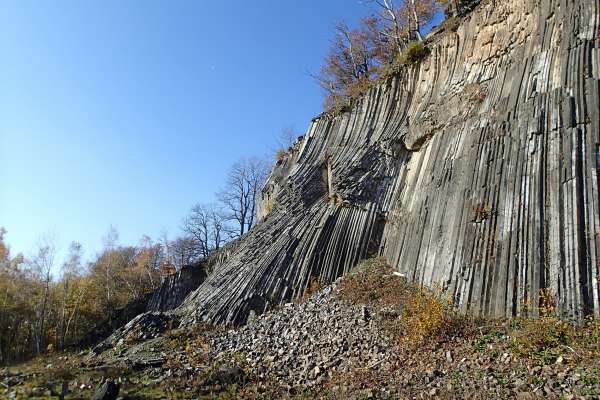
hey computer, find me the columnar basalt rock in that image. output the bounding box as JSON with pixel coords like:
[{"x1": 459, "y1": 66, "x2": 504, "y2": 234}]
[
  {"x1": 178, "y1": 0, "x2": 600, "y2": 325},
  {"x1": 147, "y1": 264, "x2": 207, "y2": 312}
]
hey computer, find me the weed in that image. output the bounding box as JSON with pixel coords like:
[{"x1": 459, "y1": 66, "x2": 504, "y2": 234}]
[
  {"x1": 510, "y1": 317, "x2": 575, "y2": 363},
  {"x1": 473, "y1": 204, "x2": 494, "y2": 223},
  {"x1": 464, "y1": 83, "x2": 488, "y2": 104}
]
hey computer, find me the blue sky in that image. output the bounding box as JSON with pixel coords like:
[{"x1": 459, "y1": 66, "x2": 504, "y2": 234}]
[
  {"x1": 0, "y1": 1, "x2": 442, "y2": 264},
  {"x1": 0, "y1": 0, "x2": 376, "y2": 262}
]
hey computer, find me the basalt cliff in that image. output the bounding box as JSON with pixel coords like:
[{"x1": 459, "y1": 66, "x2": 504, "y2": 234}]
[{"x1": 172, "y1": 0, "x2": 600, "y2": 326}]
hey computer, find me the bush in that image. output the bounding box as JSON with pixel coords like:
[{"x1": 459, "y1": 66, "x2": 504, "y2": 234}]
[
  {"x1": 511, "y1": 317, "x2": 575, "y2": 364},
  {"x1": 298, "y1": 277, "x2": 323, "y2": 303},
  {"x1": 275, "y1": 149, "x2": 287, "y2": 163},
  {"x1": 442, "y1": 16, "x2": 461, "y2": 32},
  {"x1": 338, "y1": 257, "x2": 470, "y2": 345},
  {"x1": 344, "y1": 76, "x2": 373, "y2": 101},
  {"x1": 398, "y1": 42, "x2": 430, "y2": 66}
]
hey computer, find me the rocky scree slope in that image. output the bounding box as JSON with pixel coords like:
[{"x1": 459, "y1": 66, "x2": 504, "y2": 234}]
[
  {"x1": 177, "y1": 0, "x2": 600, "y2": 326},
  {"x1": 58, "y1": 261, "x2": 600, "y2": 399}
]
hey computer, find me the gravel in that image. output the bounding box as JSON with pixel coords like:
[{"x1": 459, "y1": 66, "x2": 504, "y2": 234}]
[{"x1": 209, "y1": 283, "x2": 393, "y2": 388}]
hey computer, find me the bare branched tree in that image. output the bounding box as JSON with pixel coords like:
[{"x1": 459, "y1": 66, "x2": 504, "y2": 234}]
[
  {"x1": 218, "y1": 157, "x2": 269, "y2": 237},
  {"x1": 101, "y1": 226, "x2": 119, "y2": 307},
  {"x1": 182, "y1": 203, "x2": 230, "y2": 258},
  {"x1": 370, "y1": 0, "x2": 410, "y2": 51},
  {"x1": 58, "y1": 241, "x2": 82, "y2": 349},
  {"x1": 29, "y1": 234, "x2": 56, "y2": 354},
  {"x1": 279, "y1": 126, "x2": 299, "y2": 150},
  {"x1": 370, "y1": 0, "x2": 438, "y2": 43},
  {"x1": 170, "y1": 236, "x2": 202, "y2": 268}
]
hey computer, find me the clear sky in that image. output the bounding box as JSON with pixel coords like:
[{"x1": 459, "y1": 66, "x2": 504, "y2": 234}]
[
  {"x1": 0, "y1": 1, "x2": 442, "y2": 264},
  {"x1": 0, "y1": 0, "x2": 373, "y2": 262}
]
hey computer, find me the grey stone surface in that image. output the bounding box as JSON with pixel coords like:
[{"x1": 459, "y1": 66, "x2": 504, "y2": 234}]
[
  {"x1": 91, "y1": 380, "x2": 119, "y2": 400},
  {"x1": 147, "y1": 264, "x2": 207, "y2": 312},
  {"x1": 209, "y1": 282, "x2": 392, "y2": 388},
  {"x1": 177, "y1": 0, "x2": 600, "y2": 325}
]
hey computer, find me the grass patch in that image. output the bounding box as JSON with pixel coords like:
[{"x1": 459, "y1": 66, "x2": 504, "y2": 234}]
[{"x1": 510, "y1": 317, "x2": 574, "y2": 362}]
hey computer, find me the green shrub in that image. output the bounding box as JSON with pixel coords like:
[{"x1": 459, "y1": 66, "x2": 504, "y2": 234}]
[{"x1": 398, "y1": 42, "x2": 430, "y2": 66}]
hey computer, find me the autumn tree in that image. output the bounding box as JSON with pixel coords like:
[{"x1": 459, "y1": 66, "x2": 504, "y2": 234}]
[
  {"x1": 28, "y1": 234, "x2": 56, "y2": 354},
  {"x1": 135, "y1": 235, "x2": 161, "y2": 289},
  {"x1": 317, "y1": 0, "x2": 440, "y2": 109},
  {"x1": 315, "y1": 21, "x2": 378, "y2": 109},
  {"x1": 0, "y1": 228, "x2": 8, "y2": 268},
  {"x1": 218, "y1": 157, "x2": 269, "y2": 237},
  {"x1": 57, "y1": 241, "x2": 83, "y2": 349}
]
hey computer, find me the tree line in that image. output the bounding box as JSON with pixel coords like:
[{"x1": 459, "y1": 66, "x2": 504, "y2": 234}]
[
  {"x1": 0, "y1": 157, "x2": 269, "y2": 365},
  {"x1": 315, "y1": 0, "x2": 468, "y2": 110}
]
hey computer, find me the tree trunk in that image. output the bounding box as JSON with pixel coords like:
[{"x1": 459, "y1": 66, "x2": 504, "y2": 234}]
[{"x1": 409, "y1": 0, "x2": 423, "y2": 41}]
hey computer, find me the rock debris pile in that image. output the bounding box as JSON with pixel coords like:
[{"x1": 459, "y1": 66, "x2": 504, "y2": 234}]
[{"x1": 209, "y1": 283, "x2": 393, "y2": 388}]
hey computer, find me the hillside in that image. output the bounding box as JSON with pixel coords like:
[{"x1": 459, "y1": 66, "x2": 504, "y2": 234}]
[{"x1": 3, "y1": 258, "x2": 600, "y2": 398}]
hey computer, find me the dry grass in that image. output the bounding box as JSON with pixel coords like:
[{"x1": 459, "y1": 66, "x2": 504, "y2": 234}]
[
  {"x1": 338, "y1": 257, "x2": 471, "y2": 346},
  {"x1": 510, "y1": 316, "x2": 600, "y2": 365},
  {"x1": 338, "y1": 257, "x2": 411, "y2": 307},
  {"x1": 297, "y1": 277, "x2": 324, "y2": 304},
  {"x1": 398, "y1": 41, "x2": 430, "y2": 66},
  {"x1": 275, "y1": 149, "x2": 287, "y2": 163}
]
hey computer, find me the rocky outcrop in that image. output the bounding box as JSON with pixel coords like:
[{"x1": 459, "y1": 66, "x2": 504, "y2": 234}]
[
  {"x1": 178, "y1": 0, "x2": 600, "y2": 325},
  {"x1": 147, "y1": 264, "x2": 207, "y2": 312}
]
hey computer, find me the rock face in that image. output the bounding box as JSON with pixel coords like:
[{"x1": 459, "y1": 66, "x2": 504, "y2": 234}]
[
  {"x1": 91, "y1": 380, "x2": 119, "y2": 400},
  {"x1": 147, "y1": 264, "x2": 207, "y2": 312},
  {"x1": 179, "y1": 0, "x2": 600, "y2": 325}
]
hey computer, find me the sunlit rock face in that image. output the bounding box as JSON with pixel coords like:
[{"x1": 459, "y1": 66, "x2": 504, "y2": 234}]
[{"x1": 178, "y1": 0, "x2": 600, "y2": 325}]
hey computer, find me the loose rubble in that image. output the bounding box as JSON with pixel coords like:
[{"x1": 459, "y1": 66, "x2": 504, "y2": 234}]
[
  {"x1": 2, "y1": 273, "x2": 600, "y2": 398},
  {"x1": 209, "y1": 283, "x2": 393, "y2": 389}
]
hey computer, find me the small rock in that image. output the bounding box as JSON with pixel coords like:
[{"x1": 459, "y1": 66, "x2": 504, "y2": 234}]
[
  {"x1": 445, "y1": 351, "x2": 453, "y2": 363},
  {"x1": 205, "y1": 365, "x2": 247, "y2": 386},
  {"x1": 92, "y1": 380, "x2": 120, "y2": 400},
  {"x1": 555, "y1": 356, "x2": 563, "y2": 364}
]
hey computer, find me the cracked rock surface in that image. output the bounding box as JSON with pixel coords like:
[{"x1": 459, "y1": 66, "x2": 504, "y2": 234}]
[{"x1": 177, "y1": 0, "x2": 600, "y2": 326}]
